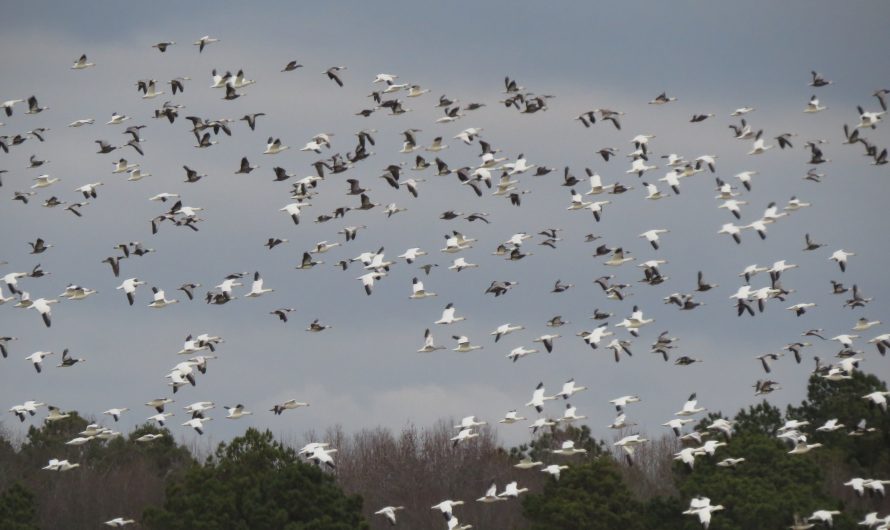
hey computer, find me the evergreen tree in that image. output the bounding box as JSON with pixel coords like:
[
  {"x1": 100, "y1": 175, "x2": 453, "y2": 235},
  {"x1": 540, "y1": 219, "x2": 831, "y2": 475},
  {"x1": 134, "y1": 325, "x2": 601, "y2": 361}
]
[
  {"x1": 0, "y1": 483, "x2": 40, "y2": 530},
  {"x1": 143, "y1": 428, "x2": 368, "y2": 530}
]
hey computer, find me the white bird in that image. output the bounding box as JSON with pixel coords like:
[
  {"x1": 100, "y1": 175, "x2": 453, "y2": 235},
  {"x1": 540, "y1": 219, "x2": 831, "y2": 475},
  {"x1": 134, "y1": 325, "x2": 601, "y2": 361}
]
[
  {"x1": 558, "y1": 404, "x2": 587, "y2": 424},
  {"x1": 452, "y1": 336, "x2": 482, "y2": 353},
  {"x1": 639, "y1": 229, "x2": 670, "y2": 250},
  {"x1": 374, "y1": 506, "x2": 405, "y2": 526},
  {"x1": 182, "y1": 417, "x2": 212, "y2": 435},
  {"x1": 43, "y1": 458, "x2": 80, "y2": 471},
  {"x1": 409, "y1": 277, "x2": 436, "y2": 299},
  {"x1": 436, "y1": 303, "x2": 465, "y2": 325},
  {"x1": 25, "y1": 350, "x2": 53, "y2": 373},
  {"x1": 532, "y1": 334, "x2": 561, "y2": 354},
  {"x1": 115, "y1": 278, "x2": 145, "y2": 306},
  {"x1": 71, "y1": 54, "x2": 95, "y2": 69},
  {"x1": 498, "y1": 481, "x2": 529, "y2": 499},
  {"x1": 264, "y1": 137, "x2": 290, "y2": 154},
  {"x1": 804, "y1": 94, "x2": 826, "y2": 113},
  {"x1": 542, "y1": 464, "x2": 569, "y2": 480},
  {"x1": 193, "y1": 35, "x2": 219, "y2": 52},
  {"x1": 491, "y1": 323, "x2": 524, "y2": 342},
  {"x1": 30, "y1": 297, "x2": 58, "y2": 327},
  {"x1": 526, "y1": 382, "x2": 556, "y2": 413},
  {"x1": 103, "y1": 408, "x2": 129, "y2": 422},
  {"x1": 431, "y1": 499, "x2": 464, "y2": 521},
  {"x1": 829, "y1": 249, "x2": 855, "y2": 272},
  {"x1": 614, "y1": 434, "x2": 648, "y2": 465},
  {"x1": 224, "y1": 404, "x2": 253, "y2": 419},
  {"x1": 553, "y1": 378, "x2": 586, "y2": 400},
  {"x1": 448, "y1": 257, "x2": 478, "y2": 272},
  {"x1": 104, "y1": 518, "x2": 136, "y2": 527},
  {"x1": 807, "y1": 510, "x2": 841, "y2": 528},
  {"x1": 148, "y1": 287, "x2": 178, "y2": 308},
  {"x1": 863, "y1": 391, "x2": 889, "y2": 412},
  {"x1": 31, "y1": 174, "x2": 60, "y2": 189},
  {"x1": 506, "y1": 346, "x2": 538, "y2": 362},
  {"x1": 499, "y1": 410, "x2": 527, "y2": 424},
  {"x1": 245, "y1": 272, "x2": 273, "y2": 297},
  {"x1": 417, "y1": 328, "x2": 445, "y2": 353},
  {"x1": 676, "y1": 393, "x2": 706, "y2": 416},
  {"x1": 476, "y1": 481, "x2": 507, "y2": 503}
]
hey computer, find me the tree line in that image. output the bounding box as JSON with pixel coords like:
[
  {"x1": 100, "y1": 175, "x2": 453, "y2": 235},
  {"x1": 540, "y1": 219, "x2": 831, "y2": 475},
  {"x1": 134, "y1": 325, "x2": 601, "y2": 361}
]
[{"x1": 1, "y1": 370, "x2": 887, "y2": 529}]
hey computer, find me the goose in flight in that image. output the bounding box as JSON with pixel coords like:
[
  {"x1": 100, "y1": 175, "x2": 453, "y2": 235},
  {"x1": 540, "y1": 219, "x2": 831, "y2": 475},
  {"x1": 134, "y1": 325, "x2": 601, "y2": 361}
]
[
  {"x1": 325, "y1": 66, "x2": 346, "y2": 87},
  {"x1": 270, "y1": 400, "x2": 309, "y2": 415},
  {"x1": 30, "y1": 297, "x2": 58, "y2": 327},
  {"x1": 829, "y1": 249, "x2": 854, "y2": 272},
  {"x1": 374, "y1": 506, "x2": 404, "y2": 526},
  {"x1": 409, "y1": 277, "x2": 436, "y2": 299},
  {"x1": 182, "y1": 417, "x2": 212, "y2": 435},
  {"x1": 193, "y1": 35, "x2": 219, "y2": 52},
  {"x1": 245, "y1": 272, "x2": 273, "y2": 297},
  {"x1": 614, "y1": 434, "x2": 648, "y2": 465},
  {"x1": 103, "y1": 518, "x2": 135, "y2": 527},
  {"x1": 452, "y1": 336, "x2": 482, "y2": 353},
  {"x1": 804, "y1": 94, "x2": 826, "y2": 113},
  {"x1": 148, "y1": 287, "x2": 178, "y2": 308},
  {"x1": 417, "y1": 328, "x2": 445, "y2": 353},
  {"x1": 649, "y1": 92, "x2": 677, "y2": 104},
  {"x1": 43, "y1": 458, "x2": 80, "y2": 472},
  {"x1": 676, "y1": 393, "x2": 706, "y2": 416},
  {"x1": 224, "y1": 404, "x2": 253, "y2": 419},
  {"x1": 499, "y1": 410, "x2": 527, "y2": 424},
  {"x1": 532, "y1": 334, "x2": 561, "y2": 354},
  {"x1": 476, "y1": 481, "x2": 507, "y2": 503},
  {"x1": 492, "y1": 323, "x2": 524, "y2": 342},
  {"x1": 56, "y1": 349, "x2": 86, "y2": 368},
  {"x1": 498, "y1": 481, "x2": 529, "y2": 499},
  {"x1": 542, "y1": 464, "x2": 569, "y2": 480},
  {"x1": 431, "y1": 499, "x2": 464, "y2": 521},
  {"x1": 71, "y1": 54, "x2": 95, "y2": 69},
  {"x1": 862, "y1": 391, "x2": 889, "y2": 412},
  {"x1": 103, "y1": 408, "x2": 128, "y2": 422},
  {"x1": 116, "y1": 278, "x2": 145, "y2": 306},
  {"x1": 25, "y1": 351, "x2": 53, "y2": 373},
  {"x1": 436, "y1": 303, "x2": 465, "y2": 325},
  {"x1": 526, "y1": 382, "x2": 556, "y2": 413},
  {"x1": 507, "y1": 346, "x2": 538, "y2": 362}
]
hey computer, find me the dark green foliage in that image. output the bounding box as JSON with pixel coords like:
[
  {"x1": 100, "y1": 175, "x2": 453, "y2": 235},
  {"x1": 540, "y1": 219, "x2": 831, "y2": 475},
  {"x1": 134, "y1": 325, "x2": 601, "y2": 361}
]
[
  {"x1": 143, "y1": 428, "x2": 368, "y2": 530},
  {"x1": 522, "y1": 458, "x2": 644, "y2": 530},
  {"x1": 0, "y1": 483, "x2": 39, "y2": 530}
]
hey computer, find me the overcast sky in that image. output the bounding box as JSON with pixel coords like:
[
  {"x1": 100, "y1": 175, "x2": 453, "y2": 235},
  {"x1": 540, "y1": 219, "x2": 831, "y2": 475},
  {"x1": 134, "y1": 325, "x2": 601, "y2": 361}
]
[{"x1": 1, "y1": 1, "x2": 889, "y2": 450}]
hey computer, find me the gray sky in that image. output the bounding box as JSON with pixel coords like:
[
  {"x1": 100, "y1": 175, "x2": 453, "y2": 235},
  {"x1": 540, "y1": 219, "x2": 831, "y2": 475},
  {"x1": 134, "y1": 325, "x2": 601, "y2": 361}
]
[{"x1": 1, "y1": 1, "x2": 889, "y2": 450}]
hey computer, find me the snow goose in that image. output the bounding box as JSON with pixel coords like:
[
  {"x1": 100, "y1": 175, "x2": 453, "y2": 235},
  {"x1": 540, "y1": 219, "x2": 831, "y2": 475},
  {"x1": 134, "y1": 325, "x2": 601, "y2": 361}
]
[
  {"x1": 431, "y1": 499, "x2": 464, "y2": 521},
  {"x1": 558, "y1": 404, "x2": 586, "y2": 424},
  {"x1": 103, "y1": 408, "x2": 128, "y2": 422},
  {"x1": 30, "y1": 297, "x2": 58, "y2": 327},
  {"x1": 676, "y1": 393, "x2": 706, "y2": 416},
  {"x1": 452, "y1": 336, "x2": 482, "y2": 353},
  {"x1": 435, "y1": 303, "x2": 465, "y2": 325},
  {"x1": 225, "y1": 404, "x2": 252, "y2": 419},
  {"x1": 104, "y1": 518, "x2": 135, "y2": 527},
  {"x1": 476, "y1": 481, "x2": 506, "y2": 503},
  {"x1": 829, "y1": 249, "x2": 854, "y2": 272},
  {"x1": 193, "y1": 35, "x2": 218, "y2": 52},
  {"x1": 614, "y1": 434, "x2": 648, "y2": 465},
  {"x1": 526, "y1": 382, "x2": 555, "y2": 413},
  {"x1": 807, "y1": 510, "x2": 840, "y2": 527},
  {"x1": 532, "y1": 334, "x2": 561, "y2": 354},
  {"x1": 499, "y1": 410, "x2": 527, "y2": 424},
  {"x1": 183, "y1": 417, "x2": 212, "y2": 435},
  {"x1": 25, "y1": 351, "x2": 53, "y2": 373},
  {"x1": 264, "y1": 137, "x2": 289, "y2": 154},
  {"x1": 451, "y1": 427, "x2": 479, "y2": 447},
  {"x1": 862, "y1": 391, "x2": 889, "y2": 412},
  {"x1": 639, "y1": 229, "x2": 669, "y2": 250},
  {"x1": 417, "y1": 328, "x2": 445, "y2": 353},
  {"x1": 409, "y1": 277, "x2": 436, "y2": 299},
  {"x1": 542, "y1": 464, "x2": 569, "y2": 480},
  {"x1": 245, "y1": 272, "x2": 273, "y2": 297},
  {"x1": 44, "y1": 458, "x2": 80, "y2": 472},
  {"x1": 491, "y1": 323, "x2": 523, "y2": 342},
  {"x1": 148, "y1": 287, "x2": 177, "y2": 308},
  {"x1": 507, "y1": 346, "x2": 538, "y2": 362},
  {"x1": 804, "y1": 94, "x2": 826, "y2": 113},
  {"x1": 498, "y1": 481, "x2": 529, "y2": 499},
  {"x1": 374, "y1": 506, "x2": 404, "y2": 526}
]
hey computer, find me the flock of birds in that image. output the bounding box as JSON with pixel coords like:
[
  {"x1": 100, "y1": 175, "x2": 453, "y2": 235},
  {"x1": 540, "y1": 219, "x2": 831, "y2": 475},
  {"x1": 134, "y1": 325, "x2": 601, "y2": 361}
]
[{"x1": 1, "y1": 34, "x2": 889, "y2": 529}]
